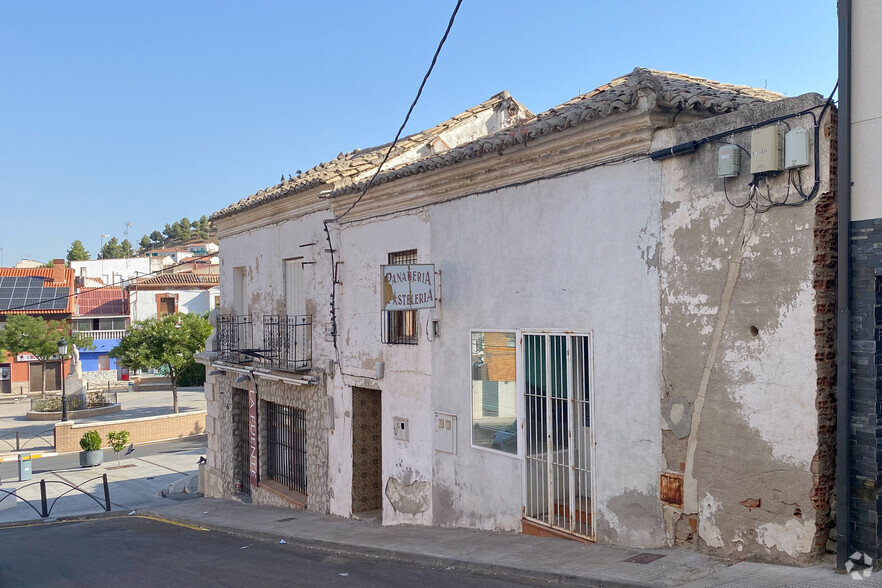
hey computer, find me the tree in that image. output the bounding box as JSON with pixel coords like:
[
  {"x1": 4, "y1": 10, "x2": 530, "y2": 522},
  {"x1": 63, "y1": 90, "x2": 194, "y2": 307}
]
[
  {"x1": 120, "y1": 239, "x2": 134, "y2": 257},
  {"x1": 0, "y1": 315, "x2": 93, "y2": 395},
  {"x1": 99, "y1": 237, "x2": 120, "y2": 259},
  {"x1": 139, "y1": 235, "x2": 151, "y2": 250},
  {"x1": 110, "y1": 313, "x2": 212, "y2": 413},
  {"x1": 195, "y1": 215, "x2": 211, "y2": 240},
  {"x1": 150, "y1": 230, "x2": 163, "y2": 243},
  {"x1": 162, "y1": 223, "x2": 174, "y2": 240},
  {"x1": 67, "y1": 240, "x2": 90, "y2": 262},
  {"x1": 107, "y1": 430, "x2": 130, "y2": 466}
]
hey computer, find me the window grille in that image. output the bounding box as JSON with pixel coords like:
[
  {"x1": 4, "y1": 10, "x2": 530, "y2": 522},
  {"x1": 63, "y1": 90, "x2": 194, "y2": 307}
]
[
  {"x1": 382, "y1": 249, "x2": 419, "y2": 345},
  {"x1": 266, "y1": 402, "x2": 307, "y2": 495}
]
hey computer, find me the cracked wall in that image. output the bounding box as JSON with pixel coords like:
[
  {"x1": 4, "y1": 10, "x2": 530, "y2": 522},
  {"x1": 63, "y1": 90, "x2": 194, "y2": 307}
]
[{"x1": 657, "y1": 95, "x2": 836, "y2": 564}]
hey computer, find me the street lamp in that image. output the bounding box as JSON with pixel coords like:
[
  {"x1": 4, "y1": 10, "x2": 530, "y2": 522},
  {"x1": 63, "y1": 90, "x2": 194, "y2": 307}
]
[{"x1": 57, "y1": 338, "x2": 68, "y2": 422}]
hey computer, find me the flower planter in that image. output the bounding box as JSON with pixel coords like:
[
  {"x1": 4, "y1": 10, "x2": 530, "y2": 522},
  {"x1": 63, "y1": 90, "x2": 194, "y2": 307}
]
[{"x1": 79, "y1": 450, "x2": 103, "y2": 467}]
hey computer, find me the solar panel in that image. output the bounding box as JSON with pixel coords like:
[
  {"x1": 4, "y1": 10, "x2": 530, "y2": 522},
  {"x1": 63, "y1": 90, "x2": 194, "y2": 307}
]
[{"x1": 0, "y1": 276, "x2": 69, "y2": 311}]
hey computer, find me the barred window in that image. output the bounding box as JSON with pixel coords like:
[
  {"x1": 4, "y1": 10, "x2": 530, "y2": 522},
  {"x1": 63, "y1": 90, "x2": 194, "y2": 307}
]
[
  {"x1": 266, "y1": 402, "x2": 307, "y2": 495},
  {"x1": 382, "y1": 249, "x2": 418, "y2": 345}
]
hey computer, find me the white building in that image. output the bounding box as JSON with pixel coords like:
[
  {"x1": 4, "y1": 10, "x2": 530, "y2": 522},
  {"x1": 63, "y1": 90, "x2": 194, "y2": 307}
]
[
  {"x1": 200, "y1": 71, "x2": 837, "y2": 565},
  {"x1": 127, "y1": 272, "x2": 219, "y2": 322},
  {"x1": 71, "y1": 257, "x2": 151, "y2": 287}
]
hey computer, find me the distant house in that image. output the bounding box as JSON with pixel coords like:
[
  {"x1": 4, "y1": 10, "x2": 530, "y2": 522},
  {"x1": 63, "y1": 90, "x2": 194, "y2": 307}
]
[
  {"x1": 0, "y1": 260, "x2": 75, "y2": 394},
  {"x1": 126, "y1": 271, "x2": 219, "y2": 322},
  {"x1": 71, "y1": 258, "x2": 151, "y2": 288},
  {"x1": 72, "y1": 287, "x2": 129, "y2": 384}
]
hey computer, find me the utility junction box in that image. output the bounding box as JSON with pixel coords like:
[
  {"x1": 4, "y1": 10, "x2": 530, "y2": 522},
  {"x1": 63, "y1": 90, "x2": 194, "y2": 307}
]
[
  {"x1": 750, "y1": 126, "x2": 784, "y2": 174},
  {"x1": 785, "y1": 127, "x2": 810, "y2": 169}
]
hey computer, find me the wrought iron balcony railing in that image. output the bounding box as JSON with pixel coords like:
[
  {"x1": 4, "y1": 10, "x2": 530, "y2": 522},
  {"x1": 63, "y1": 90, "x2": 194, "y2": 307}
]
[
  {"x1": 263, "y1": 315, "x2": 312, "y2": 372},
  {"x1": 217, "y1": 313, "x2": 312, "y2": 372},
  {"x1": 217, "y1": 314, "x2": 253, "y2": 364}
]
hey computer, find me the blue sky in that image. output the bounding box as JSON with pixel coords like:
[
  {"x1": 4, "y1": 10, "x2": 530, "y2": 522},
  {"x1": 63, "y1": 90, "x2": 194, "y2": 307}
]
[{"x1": 0, "y1": 1, "x2": 838, "y2": 265}]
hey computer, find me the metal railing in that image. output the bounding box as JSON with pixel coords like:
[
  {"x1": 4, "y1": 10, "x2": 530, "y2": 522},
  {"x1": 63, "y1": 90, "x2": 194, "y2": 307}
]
[
  {"x1": 0, "y1": 429, "x2": 55, "y2": 452},
  {"x1": 218, "y1": 314, "x2": 253, "y2": 364},
  {"x1": 73, "y1": 329, "x2": 127, "y2": 340},
  {"x1": 30, "y1": 391, "x2": 118, "y2": 413},
  {"x1": 0, "y1": 475, "x2": 111, "y2": 518},
  {"x1": 262, "y1": 315, "x2": 312, "y2": 372}
]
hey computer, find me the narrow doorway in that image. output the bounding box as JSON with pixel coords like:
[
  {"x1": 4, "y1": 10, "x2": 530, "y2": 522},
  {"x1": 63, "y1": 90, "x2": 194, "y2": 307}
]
[
  {"x1": 233, "y1": 388, "x2": 252, "y2": 495},
  {"x1": 523, "y1": 333, "x2": 594, "y2": 541},
  {"x1": 351, "y1": 387, "x2": 382, "y2": 517}
]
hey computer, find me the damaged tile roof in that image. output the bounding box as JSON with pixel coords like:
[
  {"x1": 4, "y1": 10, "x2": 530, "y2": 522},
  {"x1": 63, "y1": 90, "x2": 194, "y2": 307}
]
[
  {"x1": 129, "y1": 272, "x2": 220, "y2": 288},
  {"x1": 328, "y1": 68, "x2": 786, "y2": 198},
  {"x1": 212, "y1": 68, "x2": 786, "y2": 221},
  {"x1": 76, "y1": 287, "x2": 128, "y2": 317},
  {"x1": 211, "y1": 91, "x2": 530, "y2": 221}
]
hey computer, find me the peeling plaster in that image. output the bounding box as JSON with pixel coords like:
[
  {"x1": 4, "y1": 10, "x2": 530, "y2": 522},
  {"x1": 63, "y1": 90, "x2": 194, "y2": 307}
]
[
  {"x1": 698, "y1": 493, "x2": 724, "y2": 548},
  {"x1": 385, "y1": 477, "x2": 431, "y2": 516},
  {"x1": 756, "y1": 519, "x2": 815, "y2": 557},
  {"x1": 724, "y1": 280, "x2": 817, "y2": 467}
]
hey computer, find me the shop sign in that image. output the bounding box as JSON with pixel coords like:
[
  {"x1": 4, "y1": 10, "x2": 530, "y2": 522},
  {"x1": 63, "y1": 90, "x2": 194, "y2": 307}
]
[{"x1": 381, "y1": 264, "x2": 436, "y2": 310}]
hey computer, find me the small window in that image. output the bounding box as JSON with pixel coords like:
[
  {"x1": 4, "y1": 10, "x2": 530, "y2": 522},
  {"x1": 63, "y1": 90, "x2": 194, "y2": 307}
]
[
  {"x1": 214, "y1": 295, "x2": 221, "y2": 310},
  {"x1": 471, "y1": 331, "x2": 518, "y2": 455},
  {"x1": 382, "y1": 250, "x2": 418, "y2": 345},
  {"x1": 158, "y1": 296, "x2": 176, "y2": 317}
]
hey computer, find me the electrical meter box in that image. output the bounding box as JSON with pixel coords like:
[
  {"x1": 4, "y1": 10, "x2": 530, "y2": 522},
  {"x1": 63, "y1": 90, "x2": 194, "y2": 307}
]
[
  {"x1": 717, "y1": 144, "x2": 741, "y2": 178},
  {"x1": 784, "y1": 127, "x2": 810, "y2": 169},
  {"x1": 750, "y1": 126, "x2": 784, "y2": 173}
]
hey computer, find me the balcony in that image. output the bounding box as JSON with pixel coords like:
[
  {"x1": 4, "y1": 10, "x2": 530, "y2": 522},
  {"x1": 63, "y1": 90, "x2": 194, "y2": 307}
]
[
  {"x1": 263, "y1": 315, "x2": 312, "y2": 373},
  {"x1": 73, "y1": 329, "x2": 127, "y2": 340},
  {"x1": 217, "y1": 314, "x2": 312, "y2": 373},
  {"x1": 217, "y1": 314, "x2": 253, "y2": 365}
]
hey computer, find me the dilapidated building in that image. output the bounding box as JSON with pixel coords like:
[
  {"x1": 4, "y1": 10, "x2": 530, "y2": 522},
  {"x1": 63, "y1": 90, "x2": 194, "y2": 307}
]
[{"x1": 198, "y1": 68, "x2": 839, "y2": 565}]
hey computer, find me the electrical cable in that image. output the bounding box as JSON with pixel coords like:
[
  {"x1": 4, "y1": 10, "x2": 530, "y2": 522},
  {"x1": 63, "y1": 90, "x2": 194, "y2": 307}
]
[
  {"x1": 2, "y1": 252, "x2": 218, "y2": 314},
  {"x1": 335, "y1": 0, "x2": 463, "y2": 223},
  {"x1": 319, "y1": 0, "x2": 464, "y2": 385}
]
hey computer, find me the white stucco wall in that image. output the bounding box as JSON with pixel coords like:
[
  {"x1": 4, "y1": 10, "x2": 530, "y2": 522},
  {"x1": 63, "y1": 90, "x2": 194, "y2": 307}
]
[
  {"x1": 331, "y1": 214, "x2": 434, "y2": 526},
  {"x1": 427, "y1": 160, "x2": 665, "y2": 546},
  {"x1": 71, "y1": 258, "x2": 151, "y2": 285},
  {"x1": 130, "y1": 286, "x2": 218, "y2": 321}
]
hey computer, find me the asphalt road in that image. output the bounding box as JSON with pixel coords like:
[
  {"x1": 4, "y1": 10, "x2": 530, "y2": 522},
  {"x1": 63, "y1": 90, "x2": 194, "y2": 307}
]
[
  {"x1": 0, "y1": 435, "x2": 207, "y2": 484},
  {"x1": 0, "y1": 516, "x2": 552, "y2": 588}
]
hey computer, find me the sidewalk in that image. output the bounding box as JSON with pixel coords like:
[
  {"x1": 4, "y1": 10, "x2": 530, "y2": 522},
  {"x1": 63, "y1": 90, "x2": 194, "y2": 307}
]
[
  {"x1": 0, "y1": 442, "x2": 202, "y2": 523},
  {"x1": 142, "y1": 497, "x2": 882, "y2": 588}
]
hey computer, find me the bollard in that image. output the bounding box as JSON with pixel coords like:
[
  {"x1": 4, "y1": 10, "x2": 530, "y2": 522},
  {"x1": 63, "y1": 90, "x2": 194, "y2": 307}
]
[
  {"x1": 103, "y1": 474, "x2": 111, "y2": 511},
  {"x1": 40, "y1": 479, "x2": 48, "y2": 518},
  {"x1": 15, "y1": 432, "x2": 20, "y2": 452}
]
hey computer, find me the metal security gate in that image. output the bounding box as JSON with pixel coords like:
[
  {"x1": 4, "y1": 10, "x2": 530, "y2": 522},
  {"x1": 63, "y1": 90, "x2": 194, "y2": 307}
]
[
  {"x1": 266, "y1": 402, "x2": 307, "y2": 495},
  {"x1": 523, "y1": 333, "x2": 594, "y2": 540}
]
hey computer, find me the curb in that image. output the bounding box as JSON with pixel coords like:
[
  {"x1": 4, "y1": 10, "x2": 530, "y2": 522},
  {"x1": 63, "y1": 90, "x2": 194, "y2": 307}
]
[{"x1": 137, "y1": 509, "x2": 658, "y2": 588}]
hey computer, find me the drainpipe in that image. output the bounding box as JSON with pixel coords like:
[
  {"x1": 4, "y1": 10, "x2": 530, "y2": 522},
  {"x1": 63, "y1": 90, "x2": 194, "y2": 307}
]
[{"x1": 835, "y1": 0, "x2": 852, "y2": 572}]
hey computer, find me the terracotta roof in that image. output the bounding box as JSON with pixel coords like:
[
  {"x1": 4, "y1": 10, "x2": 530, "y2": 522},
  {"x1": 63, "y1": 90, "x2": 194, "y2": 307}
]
[
  {"x1": 211, "y1": 68, "x2": 790, "y2": 223},
  {"x1": 76, "y1": 287, "x2": 127, "y2": 317},
  {"x1": 211, "y1": 91, "x2": 531, "y2": 221},
  {"x1": 130, "y1": 272, "x2": 219, "y2": 288},
  {"x1": 326, "y1": 68, "x2": 787, "y2": 199},
  {"x1": 0, "y1": 267, "x2": 75, "y2": 315}
]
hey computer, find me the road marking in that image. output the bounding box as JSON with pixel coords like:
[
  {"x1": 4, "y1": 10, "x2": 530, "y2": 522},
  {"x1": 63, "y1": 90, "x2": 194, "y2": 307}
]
[
  {"x1": 0, "y1": 515, "x2": 210, "y2": 532},
  {"x1": 131, "y1": 515, "x2": 210, "y2": 531}
]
